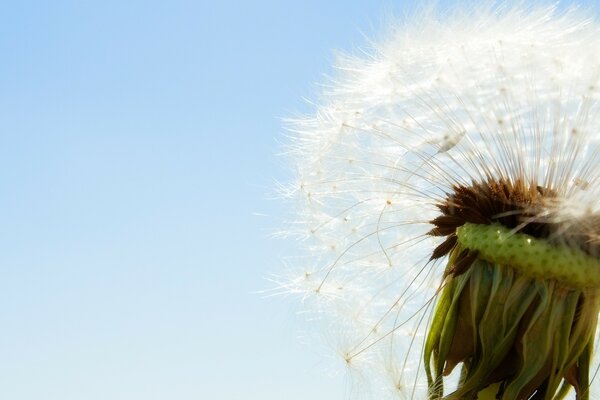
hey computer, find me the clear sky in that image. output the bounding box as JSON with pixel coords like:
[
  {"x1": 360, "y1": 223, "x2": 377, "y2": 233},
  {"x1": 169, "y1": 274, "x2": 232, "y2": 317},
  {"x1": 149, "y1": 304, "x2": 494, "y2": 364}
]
[{"x1": 0, "y1": 1, "x2": 591, "y2": 400}]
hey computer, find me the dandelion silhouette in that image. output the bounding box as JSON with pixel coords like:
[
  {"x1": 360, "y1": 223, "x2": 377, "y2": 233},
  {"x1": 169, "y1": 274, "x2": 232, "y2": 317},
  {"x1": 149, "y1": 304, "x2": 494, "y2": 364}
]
[{"x1": 282, "y1": 3, "x2": 600, "y2": 399}]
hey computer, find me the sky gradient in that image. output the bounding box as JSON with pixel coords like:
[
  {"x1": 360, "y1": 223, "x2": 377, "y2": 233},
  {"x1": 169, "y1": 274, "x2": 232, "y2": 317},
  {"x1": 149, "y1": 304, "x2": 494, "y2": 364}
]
[{"x1": 0, "y1": 1, "x2": 592, "y2": 399}]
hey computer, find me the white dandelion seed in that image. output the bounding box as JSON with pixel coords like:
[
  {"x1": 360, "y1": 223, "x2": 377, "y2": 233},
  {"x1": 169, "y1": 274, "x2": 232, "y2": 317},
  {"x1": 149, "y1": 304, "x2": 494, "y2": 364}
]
[{"x1": 280, "y1": 3, "x2": 600, "y2": 399}]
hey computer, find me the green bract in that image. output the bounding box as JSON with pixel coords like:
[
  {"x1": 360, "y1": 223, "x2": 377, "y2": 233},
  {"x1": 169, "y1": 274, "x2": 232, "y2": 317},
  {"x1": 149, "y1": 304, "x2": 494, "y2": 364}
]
[{"x1": 425, "y1": 225, "x2": 600, "y2": 399}]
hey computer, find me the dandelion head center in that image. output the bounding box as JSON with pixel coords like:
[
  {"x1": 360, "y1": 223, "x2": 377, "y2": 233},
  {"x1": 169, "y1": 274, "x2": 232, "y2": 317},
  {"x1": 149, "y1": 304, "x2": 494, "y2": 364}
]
[{"x1": 429, "y1": 178, "x2": 600, "y2": 282}]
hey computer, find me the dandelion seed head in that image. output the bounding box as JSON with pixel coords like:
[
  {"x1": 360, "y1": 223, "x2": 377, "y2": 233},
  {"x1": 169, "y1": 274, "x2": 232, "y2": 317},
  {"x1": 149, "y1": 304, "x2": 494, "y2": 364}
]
[{"x1": 281, "y1": 2, "x2": 600, "y2": 399}]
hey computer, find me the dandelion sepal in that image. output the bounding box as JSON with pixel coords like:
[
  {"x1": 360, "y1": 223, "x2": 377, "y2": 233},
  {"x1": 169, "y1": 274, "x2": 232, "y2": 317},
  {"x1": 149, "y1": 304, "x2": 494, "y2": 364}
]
[
  {"x1": 427, "y1": 249, "x2": 600, "y2": 399},
  {"x1": 424, "y1": 276, "x2": 455, "y2": 397}
]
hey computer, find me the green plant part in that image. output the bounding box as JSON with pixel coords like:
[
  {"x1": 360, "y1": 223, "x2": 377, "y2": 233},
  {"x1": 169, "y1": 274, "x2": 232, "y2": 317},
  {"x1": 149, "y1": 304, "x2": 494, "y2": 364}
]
[
  {"x1": 456, "y1": 223, "x2": 600, "y2": 289},
  {"x1": 425, "y1": 179, "x2": 600, "y2": 399}
]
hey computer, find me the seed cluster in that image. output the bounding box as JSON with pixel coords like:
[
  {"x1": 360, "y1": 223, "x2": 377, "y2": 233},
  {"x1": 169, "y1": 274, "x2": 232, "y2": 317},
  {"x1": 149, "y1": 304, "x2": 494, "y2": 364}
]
[{"x1": 429, "y1": 179, "x2": 600, "y2": 276}]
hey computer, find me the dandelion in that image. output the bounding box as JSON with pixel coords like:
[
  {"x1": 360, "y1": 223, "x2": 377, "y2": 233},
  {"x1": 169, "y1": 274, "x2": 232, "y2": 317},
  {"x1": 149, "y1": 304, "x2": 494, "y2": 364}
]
[{"x1": 281, "y1": 3, "x2": 600, "y2": 400}]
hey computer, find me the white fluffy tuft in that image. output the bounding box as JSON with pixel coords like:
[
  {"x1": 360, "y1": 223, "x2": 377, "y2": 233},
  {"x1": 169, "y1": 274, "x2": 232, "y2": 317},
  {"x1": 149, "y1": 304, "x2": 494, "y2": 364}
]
[{"x1": 280, "y1": 3, "x2": 600, "y2": 399}]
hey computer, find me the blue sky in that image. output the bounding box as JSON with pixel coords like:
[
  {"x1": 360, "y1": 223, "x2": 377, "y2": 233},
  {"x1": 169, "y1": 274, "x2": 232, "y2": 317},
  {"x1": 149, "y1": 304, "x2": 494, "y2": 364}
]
[{"x1": 0, "y1": 1, "x2": 591, "y2": 399}]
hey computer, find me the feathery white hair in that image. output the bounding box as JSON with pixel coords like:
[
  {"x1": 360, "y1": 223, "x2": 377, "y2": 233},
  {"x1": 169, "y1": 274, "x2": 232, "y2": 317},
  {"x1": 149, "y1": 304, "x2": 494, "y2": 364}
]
[{"x1": 281, "y1": 3, "x2": 600, "y2": 398}]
